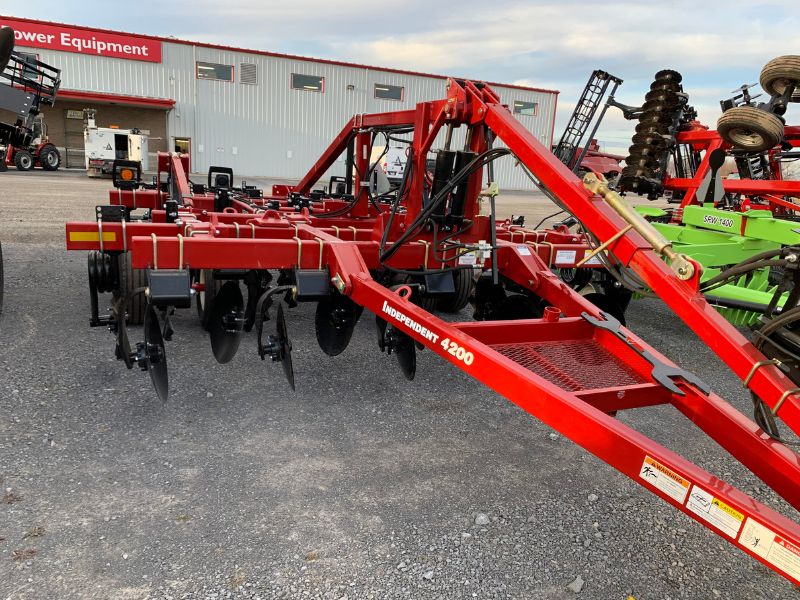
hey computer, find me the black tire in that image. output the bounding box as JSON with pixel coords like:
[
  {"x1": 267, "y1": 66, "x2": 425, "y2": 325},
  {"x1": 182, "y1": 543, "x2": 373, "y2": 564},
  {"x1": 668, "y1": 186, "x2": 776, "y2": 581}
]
[
  {"x1": 490, "y1": 294, "x2": 542, "y2": 320},
  {"x1": 437, "y1": 268, "x2": 473, "y2": 313},
  {"x1": 114, "y1": 252, "x2": 147, "y2": 325},
  {"x1": 39, "y1": 144, "x2": 60, "y2": 171},
  {"x1": 196, "y1": 269, "x2": 221, "y2": 330},
  {"x1": 717, "y1": 106, "x2": 784, "y2": 152},
  {"x1": 413, "y1": 292, "x2": 438, "y2": 313},
  {"x1": 583, "y1": 292, "x2": 626, "y2": 326},
  {"x1": 0, "y1": 240, "x2": 4, "y2": 316},
  {"x1": 13, "y1": 150, "x2": 33, "y2": 171},
  {"x1": 0, "y1": 27, "x2": 13, "y2": 73},
  {"x1": 760, "y1": 55, "x2": 800, "y2": 102}
]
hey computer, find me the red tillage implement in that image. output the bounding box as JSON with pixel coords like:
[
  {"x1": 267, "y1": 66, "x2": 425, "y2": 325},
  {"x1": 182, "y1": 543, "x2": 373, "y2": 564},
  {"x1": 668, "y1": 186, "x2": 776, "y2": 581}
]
[{"x1": 66, "y1": 79, "x2": 800, "y2": 585}]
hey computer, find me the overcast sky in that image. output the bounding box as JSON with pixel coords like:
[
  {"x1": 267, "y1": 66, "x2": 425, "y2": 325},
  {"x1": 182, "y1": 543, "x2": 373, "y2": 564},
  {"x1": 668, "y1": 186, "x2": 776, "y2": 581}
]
[{"x1": 5, "y1": 1, "x2": 797, "y2": 154}]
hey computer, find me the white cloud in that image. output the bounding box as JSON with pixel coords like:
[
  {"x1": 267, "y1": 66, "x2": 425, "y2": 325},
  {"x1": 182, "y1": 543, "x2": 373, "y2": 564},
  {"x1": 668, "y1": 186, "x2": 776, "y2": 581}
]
[{"x1": 16, "y1": 0, "x2": 800, "y2": 153}]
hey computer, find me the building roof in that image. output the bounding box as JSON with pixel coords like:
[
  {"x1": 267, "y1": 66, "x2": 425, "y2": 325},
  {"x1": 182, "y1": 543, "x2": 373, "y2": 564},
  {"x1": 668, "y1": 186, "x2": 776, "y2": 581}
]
[{"x1": 0, "y1": 15, "x2": 559, "y2": 96}]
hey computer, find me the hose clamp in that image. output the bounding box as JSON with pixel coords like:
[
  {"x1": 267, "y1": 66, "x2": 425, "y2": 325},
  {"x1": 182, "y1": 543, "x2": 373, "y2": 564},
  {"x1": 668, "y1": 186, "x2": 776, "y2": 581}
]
[{"x1": 743, "y1": 358, "x2": 783, "y2": 387}]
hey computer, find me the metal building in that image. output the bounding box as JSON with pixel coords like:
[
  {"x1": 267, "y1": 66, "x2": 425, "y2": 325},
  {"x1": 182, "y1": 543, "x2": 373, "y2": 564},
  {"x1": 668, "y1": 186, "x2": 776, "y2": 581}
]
[{"x1": 0, "y1": 15, "x2": 558, "y2": 189}]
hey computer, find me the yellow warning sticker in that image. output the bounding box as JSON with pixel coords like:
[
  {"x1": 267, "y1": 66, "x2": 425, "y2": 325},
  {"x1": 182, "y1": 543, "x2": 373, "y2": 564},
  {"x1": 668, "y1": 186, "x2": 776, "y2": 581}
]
[
  {"x1": 740, "y1": 518, "x2": 800, "y2": 581},
  {"x1": 686, "y1": 485, "x2": 744, "y2": 538},
  {"x1": 69, "y1": 231, "x2": 116, "y2": 243},
  {"x1": 639, "y1": 456, "x2": 690, "y2": 504}
]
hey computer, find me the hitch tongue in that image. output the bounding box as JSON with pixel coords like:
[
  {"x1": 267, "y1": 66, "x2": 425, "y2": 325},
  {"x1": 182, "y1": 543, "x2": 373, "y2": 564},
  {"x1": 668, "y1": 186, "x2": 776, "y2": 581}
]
[{"x1": 582, "y1": 173, "x2": 697, "y2": 281}]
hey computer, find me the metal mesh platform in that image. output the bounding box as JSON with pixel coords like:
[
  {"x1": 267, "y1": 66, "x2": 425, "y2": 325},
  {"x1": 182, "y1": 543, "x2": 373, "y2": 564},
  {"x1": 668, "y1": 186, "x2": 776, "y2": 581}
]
[{"x1": 490, "y1": 339, "x2": 645, "y2": 392}]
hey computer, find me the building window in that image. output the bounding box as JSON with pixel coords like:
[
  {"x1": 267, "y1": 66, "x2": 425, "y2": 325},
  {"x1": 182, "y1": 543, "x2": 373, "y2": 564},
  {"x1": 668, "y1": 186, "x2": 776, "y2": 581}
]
[
  {"x1": 240, "y1": 63, "x2": 258, "y2": 85},
  {"x1": 513, "y1": 100, "x2": 538, "y2": 116},
  {"x1": 291, "y1": 73, "x2": 324, "y2": 92},
  {"x1": 374, "y1": 83, "x2": 404, "y2": 101},
  {"x1": 196, "y1": 61, "x2": 234, "y2": 82}
]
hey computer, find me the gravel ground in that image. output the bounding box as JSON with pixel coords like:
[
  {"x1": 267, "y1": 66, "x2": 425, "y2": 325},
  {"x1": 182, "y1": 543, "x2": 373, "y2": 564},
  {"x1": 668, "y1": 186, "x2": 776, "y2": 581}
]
[{"x1": 0, "y1": 170, "x2": 798, "y2": 599}]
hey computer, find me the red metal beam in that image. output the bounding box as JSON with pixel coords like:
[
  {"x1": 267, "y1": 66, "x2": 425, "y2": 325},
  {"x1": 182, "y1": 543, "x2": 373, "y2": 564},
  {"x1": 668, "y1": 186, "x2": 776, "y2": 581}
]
[{"x1": 481, "y1": 100, "x2": 800, "y2": 438}]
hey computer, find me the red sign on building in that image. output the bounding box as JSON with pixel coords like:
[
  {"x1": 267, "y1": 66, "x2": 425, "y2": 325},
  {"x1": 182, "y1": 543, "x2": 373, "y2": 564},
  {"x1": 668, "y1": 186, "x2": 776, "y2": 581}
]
[{"x1": 0, "y1": 17, "x2": 162, "y2": 63}]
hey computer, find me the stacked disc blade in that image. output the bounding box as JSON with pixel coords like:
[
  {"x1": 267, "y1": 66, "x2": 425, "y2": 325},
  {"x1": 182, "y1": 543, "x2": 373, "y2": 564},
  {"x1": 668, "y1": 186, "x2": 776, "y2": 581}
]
[{"x1": 620, "y1": 70, "x2": 684, "y2": 194}]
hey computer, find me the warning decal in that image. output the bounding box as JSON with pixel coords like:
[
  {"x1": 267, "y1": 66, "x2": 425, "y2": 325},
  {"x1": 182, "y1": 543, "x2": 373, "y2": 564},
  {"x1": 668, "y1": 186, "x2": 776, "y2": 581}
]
[
  {"x1": 458, "y1": 251, "x2": 478, "y2": 266},
  {"x1": 740, "y1": 518, "x2": 800, "y2": 581},
  {"x1": 554, "y1": 249, "x2": 577, "y2": 265},
  {"x1": 638, "y1": 456, "x2": 690, "y2": 504},
  {"x1": 686, "y1": 485, "x2": 744, "y2": 538}
]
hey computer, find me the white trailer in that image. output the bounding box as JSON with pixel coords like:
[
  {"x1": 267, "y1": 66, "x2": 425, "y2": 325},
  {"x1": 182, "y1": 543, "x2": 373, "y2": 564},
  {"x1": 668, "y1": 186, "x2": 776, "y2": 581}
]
[{"x1": 83, "y1": 110, "x2": 148, "y2": 177}]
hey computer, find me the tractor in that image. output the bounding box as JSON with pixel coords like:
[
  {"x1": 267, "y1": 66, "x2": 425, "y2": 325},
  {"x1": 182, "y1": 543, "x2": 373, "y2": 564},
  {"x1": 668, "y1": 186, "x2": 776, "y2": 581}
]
[{"x1": 0, "y1": 26, "x2": 61, "y2": 173}]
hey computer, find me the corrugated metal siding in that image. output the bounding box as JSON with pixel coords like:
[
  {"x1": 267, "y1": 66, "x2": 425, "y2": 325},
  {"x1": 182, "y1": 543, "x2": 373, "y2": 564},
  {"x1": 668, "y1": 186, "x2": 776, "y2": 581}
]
[{"x1": 31, "y1": 41, "x2": 557, "y2": 190}]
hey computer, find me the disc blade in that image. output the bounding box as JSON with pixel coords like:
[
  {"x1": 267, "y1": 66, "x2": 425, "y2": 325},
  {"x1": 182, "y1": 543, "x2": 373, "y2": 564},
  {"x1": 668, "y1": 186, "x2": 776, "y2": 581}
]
[
  {"x1": 375, "y1": 316, "x2": 388, "y2": 351},
  {"x1": 114, "y1": 298, "x2": 133, "y2": 369},
  {"x1": 394, "y1": 330, "x2": 416, "y2": 381},
  {"x1": 654, "y1": 69, "x2": 682, "y2": 85},
  {"x1": 276, "y1": 304, "x2": 294, "y2": 390},
  {"x1": 644, "y1": 89, "x2": 680, "y2": 108},
  {"x1": 0, "y1": 28, "x2": 14, "y2": 73},
  {"x1": 314, "y1": 293, "x2": 361, "y2": 357},
  {"x1": 144, "y1": 304, "x2": 168, "y2": 401},
  {"x1": 208, "y1": 281, "x2": 244, "y2": 364}
]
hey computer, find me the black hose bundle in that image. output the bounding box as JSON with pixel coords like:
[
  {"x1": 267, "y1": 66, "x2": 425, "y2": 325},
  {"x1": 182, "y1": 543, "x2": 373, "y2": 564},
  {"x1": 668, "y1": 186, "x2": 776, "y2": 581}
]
[{"x1": 709, "y1": 245, "x2": 800, "y2": 444}]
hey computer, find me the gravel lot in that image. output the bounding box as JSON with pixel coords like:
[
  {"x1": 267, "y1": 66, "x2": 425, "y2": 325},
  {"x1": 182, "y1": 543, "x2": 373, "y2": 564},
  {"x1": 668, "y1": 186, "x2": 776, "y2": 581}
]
[{"x1": 0, "y1": 169, "x2": 798, "y2": 599}]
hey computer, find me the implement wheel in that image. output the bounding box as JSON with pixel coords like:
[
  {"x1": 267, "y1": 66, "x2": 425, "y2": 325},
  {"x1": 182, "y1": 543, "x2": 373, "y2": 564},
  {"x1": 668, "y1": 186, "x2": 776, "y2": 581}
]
[
  {"x1": 760, "y1": 55, "x2": 800, "y2": 101},
  {"x1": 113, "y1": 252, "x2": 147, "y2": 325},
  {"x1": 717, "y1": 106, "x2": 784, "y2": 152}
]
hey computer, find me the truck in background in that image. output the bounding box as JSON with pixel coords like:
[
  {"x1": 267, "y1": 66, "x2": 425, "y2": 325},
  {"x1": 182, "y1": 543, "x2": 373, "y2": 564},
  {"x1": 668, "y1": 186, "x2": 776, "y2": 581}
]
[{"x1": 83, "y1": 109, "x2": 148, "y2": 177}]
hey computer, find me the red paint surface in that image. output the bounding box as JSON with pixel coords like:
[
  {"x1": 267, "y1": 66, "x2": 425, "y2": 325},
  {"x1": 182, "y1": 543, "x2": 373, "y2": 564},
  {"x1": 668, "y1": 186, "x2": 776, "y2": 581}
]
[{"x1": 0, "y1": 17, "x2": 161, "y2": 63}]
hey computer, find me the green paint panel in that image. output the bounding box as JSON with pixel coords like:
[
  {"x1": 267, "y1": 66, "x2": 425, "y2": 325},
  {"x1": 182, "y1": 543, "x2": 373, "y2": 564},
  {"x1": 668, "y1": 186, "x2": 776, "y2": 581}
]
[{"x1": 682, "y1": 205, "x2": 800, "y2": 246}]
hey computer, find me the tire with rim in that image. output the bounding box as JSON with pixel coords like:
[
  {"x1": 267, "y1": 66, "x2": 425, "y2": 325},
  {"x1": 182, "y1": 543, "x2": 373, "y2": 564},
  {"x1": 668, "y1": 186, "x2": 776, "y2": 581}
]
[
  {"x1": 717, "y1": 106, "x2": 784, "y2": 152},
  {"x1": 0, "y1": 240, "x2": 4, "y2": 316},
  {"x1": 759, "y1": 55, "x2": 800, "y2": 102},
  {"x1": 437, "y1": 268, "x2": 473, "y2": 313},
  {"x1": 13, "y1": 150, "x2": 33, "y2": 171},
  {"x1": 196, "y1": 269, "x2": 221, "y2": 330},
  {"x1": 113, "y1": 252, "x2": 147, "y2": 325},
  {"x1": 39, "y1": 144, "x2": 60, "y2": 171}
]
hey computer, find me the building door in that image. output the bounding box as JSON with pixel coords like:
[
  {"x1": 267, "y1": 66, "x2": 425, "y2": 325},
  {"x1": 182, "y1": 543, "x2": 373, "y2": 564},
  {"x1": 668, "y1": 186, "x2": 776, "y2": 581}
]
[
  {"x1": 174, "y1": 138, "x2": 190, "y2": 154},
  {"x1": 63, "y1": 109, "x2": 85, "y2": 169},
  {"x1": 174, "y1": 138, "x2": 191, "y2": 171}
]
